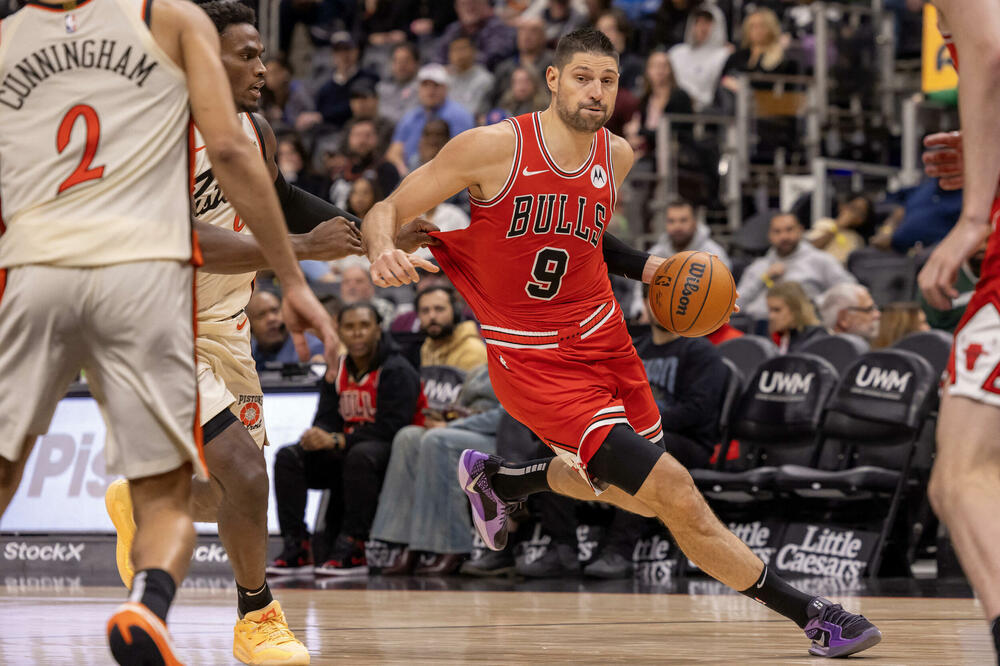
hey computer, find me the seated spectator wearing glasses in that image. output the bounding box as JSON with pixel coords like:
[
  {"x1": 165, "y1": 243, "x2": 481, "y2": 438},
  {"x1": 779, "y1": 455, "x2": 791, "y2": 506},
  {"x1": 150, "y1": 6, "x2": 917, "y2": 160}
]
[
  {"x1": 248, "y1": 289, "x2": 324, "y2": 369},
  {"x1": 736, "y1": 213, "x2": 856, "y2": 321},
  {"x1": 818, "y1": 284, "x2": 881, "y2": 344},
  {"x1": 767, "y1": 282, "x2": 828, "y2": 354},
  {"x1": 268, "y1": 303, "x2": 422, "y2": 576},
  {"x1": 584, "y1": 287, "x2": 728, "y2": 578}
]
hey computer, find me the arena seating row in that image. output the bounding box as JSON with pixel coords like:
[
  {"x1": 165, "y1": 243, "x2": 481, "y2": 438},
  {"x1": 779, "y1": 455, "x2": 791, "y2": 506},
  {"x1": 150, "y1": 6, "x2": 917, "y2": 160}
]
[{"x1": 695, "y1": 344, "x2": 941, "y2": 576}]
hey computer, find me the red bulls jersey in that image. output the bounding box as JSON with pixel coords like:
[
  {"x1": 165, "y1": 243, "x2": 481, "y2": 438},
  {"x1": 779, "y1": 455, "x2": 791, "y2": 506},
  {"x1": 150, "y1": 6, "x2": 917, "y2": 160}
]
[
  {"x1": 430, "y1": 112, "x2": 620, "y2": 347},
  {"x1": 334, "y1": 355, "x2": 379, "y2": 433}
]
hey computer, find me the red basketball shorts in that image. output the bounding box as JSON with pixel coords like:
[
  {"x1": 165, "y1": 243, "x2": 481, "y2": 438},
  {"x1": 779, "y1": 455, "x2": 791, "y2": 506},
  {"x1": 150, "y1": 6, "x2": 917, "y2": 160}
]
[
  {"x1": 948, "y1": 283, "x2": 1000, "y2": 407},
  {"x1": 484, "y1": 312, "x2": 662, "y2": 491}
]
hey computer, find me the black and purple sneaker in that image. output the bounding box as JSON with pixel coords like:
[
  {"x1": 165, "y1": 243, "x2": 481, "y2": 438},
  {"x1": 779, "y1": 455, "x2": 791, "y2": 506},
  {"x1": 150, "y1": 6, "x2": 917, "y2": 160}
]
[
  {"x1": 458, "y1": 450, "x2": 513, "y2": 551},
  {"x1": 804, "y1": 597, "x2": 882, "y2": 657}
]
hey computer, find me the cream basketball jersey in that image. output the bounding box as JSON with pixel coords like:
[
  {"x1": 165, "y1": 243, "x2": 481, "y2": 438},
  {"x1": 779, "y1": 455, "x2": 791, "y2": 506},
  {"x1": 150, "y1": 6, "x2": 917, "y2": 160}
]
[
  {"x1": 0, "y1": 0, "x2": 193, "y2": 269},
  {"x1": 193, "y1": 113, "x2": 264, "y2": 322}
]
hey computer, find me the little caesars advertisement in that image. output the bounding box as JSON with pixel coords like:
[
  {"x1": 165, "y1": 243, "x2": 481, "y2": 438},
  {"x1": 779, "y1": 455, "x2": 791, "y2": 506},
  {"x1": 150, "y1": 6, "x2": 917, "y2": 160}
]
[{"x1": 773, "y1": 523, "x2": 879, "y2": 581}]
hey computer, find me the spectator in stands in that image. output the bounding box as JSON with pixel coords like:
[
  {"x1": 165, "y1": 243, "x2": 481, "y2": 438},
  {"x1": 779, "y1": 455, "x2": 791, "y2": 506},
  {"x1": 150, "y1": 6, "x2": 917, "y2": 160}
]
[
  {"x1": 339, "y1": 263, "x2": 397, "y2": 325},
  {"x1": 584, "y1": 288, "x2": 726, "y2": 578},
  {"x1": 359, "y1": 0, "x2": 413, "y2": 50},
  {"x1": 667, "y1": 5, "x2": 732, "y2": 111},
  {"x1": 248, "y1": 289, "x2": 324, "y2": 369},
  {"x1": 736, "y1": 213, "x2": 856, "y2": 320},
  {"x1": 376, "y1": 43, "x2": 422, "y2": 126},
  {"x1": 649, "y1": 197, "x2": 731, "y2": 266},
  {"x1": 276, "y1": 133, "x2": 330, "y2": 200},
  {"x1": 767, "y1": 282, "x2": 827, "y2": 353},
  {"x1": 436, "y1": 0, "x2": 516, "y2": 69},
  {"x1": 872, "y1": 302, "x2": 930, "y2": 349},
  {"x1": 870, "y1": 178, "x2": 963, "y2": 253},
  {"x1": 652, "y1": 0, "x2": 695, "y2": 49},
  {"x1": 261, "y1": 56, "x2": 315, "y2": 129},
  {"x1": 624, "y1": 50, "x2": 694, "y2": 159},
  {"x1": 347, "y1": 176, "x2": 382, "y2": 220},
  {"x1": 818, "y1": 284, "x2": 881, "y2": 343},
  {"x1": 527, "y1": 0, "x2": 589, "y2": 45},
  {"x1": 721, "y1": 8, "x2": 799, "y2": 92},
  {"x1": 386, "y1": 64, "x2": 475, "y2": 176},
  {"x1": 347, "y1": 81, "x2": 394, "y2": 155},
  {"x1": 313, "y1": 32, "x2": 380, "y2": 130},
  {"x1": 492, "y1": 17, "x2": 554, "y2": 106},
  {"x1": 447, "y1": 35, "x2": 496, "y2": 118},
  {"x1": 269, "y1": 303, "x2": 422, "y2": 576},
  {"x1": 328, "y1": 119, "x2": 400, "y2": 210},
  {"x1": 595, "y1": 9, "x2": 644, "y2": 91},
  {"x1": 497, "y1": 66, "x2": 550, "y2": 117},
  {"x1": 416, "y1": 286, "x2": 487, "y2": 371},
  {"x1": 372, "y1": 369, "x2": 500, "y2": 575},
  {"x1": 807, "y1": 195, "x2": 876, "y2": 265}
]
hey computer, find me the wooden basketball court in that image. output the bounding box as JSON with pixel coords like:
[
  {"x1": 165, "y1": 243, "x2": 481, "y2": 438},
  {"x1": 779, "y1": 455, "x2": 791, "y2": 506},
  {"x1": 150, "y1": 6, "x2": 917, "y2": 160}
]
[{"x1": 0, "y1": 585, "x2": 992, "y2": 664}]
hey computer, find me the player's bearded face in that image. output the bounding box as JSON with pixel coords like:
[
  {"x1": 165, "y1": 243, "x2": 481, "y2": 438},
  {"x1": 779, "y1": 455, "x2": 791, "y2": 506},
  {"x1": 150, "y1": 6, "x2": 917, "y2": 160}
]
[{"x1": 555, "y1": 85, "x2": 611, "y2": 133}]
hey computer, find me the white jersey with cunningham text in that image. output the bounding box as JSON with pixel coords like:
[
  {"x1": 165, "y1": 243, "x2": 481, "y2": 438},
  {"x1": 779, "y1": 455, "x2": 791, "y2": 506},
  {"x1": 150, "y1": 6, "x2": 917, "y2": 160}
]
[{"x1": 0, "y1": 0, "x2": 193, "y2": 269}]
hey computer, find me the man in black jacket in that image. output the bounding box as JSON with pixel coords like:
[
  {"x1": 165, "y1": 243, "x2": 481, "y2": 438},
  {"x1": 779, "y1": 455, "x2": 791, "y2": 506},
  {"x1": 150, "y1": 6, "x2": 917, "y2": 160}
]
[
  {"x1": 583, "y1": 288, "x2": 728, "y2": 578},
  {"x1": 268, "y1": 303, "x2": 421, "y2": 576}
]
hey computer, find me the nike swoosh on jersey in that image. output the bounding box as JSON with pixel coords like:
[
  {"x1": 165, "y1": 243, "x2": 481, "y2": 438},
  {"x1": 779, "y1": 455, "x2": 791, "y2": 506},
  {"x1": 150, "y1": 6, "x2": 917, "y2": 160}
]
[
  {"x1": 236, "y1": 318, "x2": 248, "y2": 331},
  {"x1": 521, "y1": 167, "x2": 548, "y2": 177},
  {"x1": 193, "y1": 145, "x2": 207, "y2": 152}
]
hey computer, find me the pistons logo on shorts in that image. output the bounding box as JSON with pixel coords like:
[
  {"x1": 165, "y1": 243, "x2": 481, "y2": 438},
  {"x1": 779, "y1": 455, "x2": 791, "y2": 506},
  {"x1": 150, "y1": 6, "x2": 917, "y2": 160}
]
[{"x1": 239, "y1": 400, "x2": 262, "y2": 428}]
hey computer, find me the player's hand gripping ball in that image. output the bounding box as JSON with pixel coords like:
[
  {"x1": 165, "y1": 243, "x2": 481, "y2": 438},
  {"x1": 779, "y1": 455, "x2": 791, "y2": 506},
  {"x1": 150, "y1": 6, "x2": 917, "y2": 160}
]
[{"x1": 647, "y1": 250, "x2": 736, "y2": 337}]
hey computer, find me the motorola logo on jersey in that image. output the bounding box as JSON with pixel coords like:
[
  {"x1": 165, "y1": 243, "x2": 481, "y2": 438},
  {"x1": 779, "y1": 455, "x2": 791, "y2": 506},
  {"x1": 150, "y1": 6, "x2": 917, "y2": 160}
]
[
  {"x1": 505, "y1": 194, "x2": 607, "y2": 247},
  {"x1": 590, "y1": 164, "x2": 607, "y2": 189}
]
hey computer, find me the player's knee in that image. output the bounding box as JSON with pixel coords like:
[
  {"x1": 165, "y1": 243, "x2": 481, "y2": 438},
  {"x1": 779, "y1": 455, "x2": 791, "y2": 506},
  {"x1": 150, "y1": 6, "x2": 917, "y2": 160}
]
[
  {"x1": 927, "y1": 466, "x2": 954, "y2": 519},
  {"x1": 229, "y1": 455, "x2": 269, "y2": 511}
]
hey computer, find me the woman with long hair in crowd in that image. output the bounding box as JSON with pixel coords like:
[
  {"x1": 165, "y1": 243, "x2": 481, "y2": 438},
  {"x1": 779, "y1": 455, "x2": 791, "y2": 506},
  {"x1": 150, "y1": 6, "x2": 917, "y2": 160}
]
[
  {"x1": 872, "y1": 302, "x2": 931, "y2": 349},
  {"x1": 721, "y1": 8, "x2": 798, "y2": 91},
  {"x1": 767, "y1": 281, "x2": 827, "y2": 353},
  {"x1": 625, "y1": 49, "x2": 693, "y2": 158}
]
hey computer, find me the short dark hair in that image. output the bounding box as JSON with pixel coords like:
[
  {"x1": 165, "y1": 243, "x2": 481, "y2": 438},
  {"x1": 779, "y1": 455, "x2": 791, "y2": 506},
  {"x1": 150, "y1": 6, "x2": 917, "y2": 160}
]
[
  {"x1": 666, "y1": 196, "x2": 694, "y2": 213},
  {"x1": 416, "y1": 285, "x2": 458, "y2": 312},
  {"x1": 553, "y1": 27, "x2": 619, "y2": 70},
  {"x1": 196, "y1": 1, "x2": 256, "y2": 35},
  {"x1": 392, "y1": 42, "x2": 420, "y2": 62},
  {"x1": 337, "y1": 301, "x2": 382, "y2": 326}
]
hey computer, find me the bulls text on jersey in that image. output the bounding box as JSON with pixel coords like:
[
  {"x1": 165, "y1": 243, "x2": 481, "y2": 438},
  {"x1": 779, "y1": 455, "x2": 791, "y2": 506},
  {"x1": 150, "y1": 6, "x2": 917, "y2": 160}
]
[
  {"x1": 505, "y1": 193, "x2": 607, "y2": 248},
  {"x1": 1, "y1": 39, "x2": 158, "y2": 110},
  {"x1": 339, "y1": 390, "x2": 376, "y2": 428}
]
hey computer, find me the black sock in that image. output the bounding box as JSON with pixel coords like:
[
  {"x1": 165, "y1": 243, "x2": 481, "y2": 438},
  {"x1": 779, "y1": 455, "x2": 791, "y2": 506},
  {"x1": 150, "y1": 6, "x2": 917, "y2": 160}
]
[
  {"x1": 739, "y1": 565, "x2": 814, "y2": 629},
  {"x1": 237, "y1": 581, "x2": 274, "y2": 618},
  {"x1": 129, "y1": 569, "x2": 176, "y2": 623},
  {"x1": 991, "y1": 616, "x2": 1000, "y2": 658},
  {"x1": 492, "y1": 458, "x2": 552, "y2": 502}
]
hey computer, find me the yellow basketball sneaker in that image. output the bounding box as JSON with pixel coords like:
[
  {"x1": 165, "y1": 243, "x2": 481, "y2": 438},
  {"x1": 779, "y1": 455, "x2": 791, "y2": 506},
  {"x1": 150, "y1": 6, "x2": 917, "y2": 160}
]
[
  {"x1": 233, "y1": 600, "x2": 310, "y2": 665},
  {"x1": 105, "y1": 478, "x2": 136, "y2": 589}
]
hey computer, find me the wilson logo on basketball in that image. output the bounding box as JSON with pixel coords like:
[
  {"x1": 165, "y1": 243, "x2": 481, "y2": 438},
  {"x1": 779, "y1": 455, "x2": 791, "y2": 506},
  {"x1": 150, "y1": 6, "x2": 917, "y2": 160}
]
[{"x1": 674, "y1": 262, "x2": 705, "y2": 317}]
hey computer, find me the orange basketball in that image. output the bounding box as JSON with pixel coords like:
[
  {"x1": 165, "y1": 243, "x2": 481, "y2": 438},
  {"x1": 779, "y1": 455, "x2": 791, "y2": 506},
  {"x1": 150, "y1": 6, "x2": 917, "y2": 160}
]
[{"x1": 647, "y1": 250, "x2": 736, "y2": 337}]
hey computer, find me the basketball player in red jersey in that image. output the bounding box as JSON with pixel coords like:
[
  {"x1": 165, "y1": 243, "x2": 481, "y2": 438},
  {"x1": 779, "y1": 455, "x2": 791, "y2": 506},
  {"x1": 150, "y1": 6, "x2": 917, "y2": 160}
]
[
  {"x1": 919, "y1": 2, "x2": 1000, "y2": 660},
  {"x1": 362, "y1": 28, "x2": 880, "y2": 658}
]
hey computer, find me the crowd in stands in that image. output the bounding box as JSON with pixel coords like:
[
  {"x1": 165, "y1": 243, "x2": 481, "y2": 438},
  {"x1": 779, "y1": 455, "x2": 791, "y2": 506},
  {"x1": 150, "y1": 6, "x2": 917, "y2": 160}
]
[{"x1": 210, "y1": 0, "x2": 955, "y2": 579}]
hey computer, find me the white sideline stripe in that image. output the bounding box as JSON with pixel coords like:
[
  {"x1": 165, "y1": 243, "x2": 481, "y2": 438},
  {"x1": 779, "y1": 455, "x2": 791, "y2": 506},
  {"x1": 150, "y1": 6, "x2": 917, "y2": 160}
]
[
  {"x1": 481, "y1": 324, "x2": 558, "y2": 337},
  {"x1": 485, "y1": 339, "x2": 559, "y2": 350}
]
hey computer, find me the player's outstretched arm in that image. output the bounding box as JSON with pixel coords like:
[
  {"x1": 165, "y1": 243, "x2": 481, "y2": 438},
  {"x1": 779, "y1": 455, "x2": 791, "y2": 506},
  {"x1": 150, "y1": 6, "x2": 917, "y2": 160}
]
[
  {"x1": 195, "y1": 218, "x2": 363, "y2": 274},
  {"x1": 920, "y1": 0, "x2": 1000, "y2": 309},
  {"x1": 160, "y1": 0, "x2": 338, "y2": 362},
  {"x1": 364, "y1": 123, "x2": 515, "y2": 286}
]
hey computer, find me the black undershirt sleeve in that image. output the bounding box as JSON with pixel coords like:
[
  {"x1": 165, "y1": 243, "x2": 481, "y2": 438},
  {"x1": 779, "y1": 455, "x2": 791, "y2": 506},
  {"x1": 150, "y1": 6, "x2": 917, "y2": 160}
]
[
  {"x1": 274, "y1": 171, "x2": 361, "y2": 234},
  {"x1": 602, "y1": 232, "x2": 650, "y2": 281}
]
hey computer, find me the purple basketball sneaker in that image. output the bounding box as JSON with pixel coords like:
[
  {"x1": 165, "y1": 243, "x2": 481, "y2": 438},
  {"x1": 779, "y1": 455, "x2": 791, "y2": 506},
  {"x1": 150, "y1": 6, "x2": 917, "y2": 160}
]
[
  {"x1": 458, "y1": 450, "x2": 514, "y2": 551},
  {"x1": 804, "y1": 597, "x2": 882, "y2": 657}
]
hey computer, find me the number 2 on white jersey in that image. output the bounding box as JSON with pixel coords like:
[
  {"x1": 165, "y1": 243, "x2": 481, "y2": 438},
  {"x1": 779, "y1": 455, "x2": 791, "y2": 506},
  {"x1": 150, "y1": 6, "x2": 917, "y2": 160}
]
[{"x1": 56, "y1": 104, "x2": 105, "y2": 195}]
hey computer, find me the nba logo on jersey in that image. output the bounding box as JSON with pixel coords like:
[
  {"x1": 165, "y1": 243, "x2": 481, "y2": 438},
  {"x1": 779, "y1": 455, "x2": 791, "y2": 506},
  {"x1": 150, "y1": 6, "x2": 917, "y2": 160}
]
[
  {"x1": 590, "y1": 164, "x2": 607, "y2": 189},
  {"x1": 65, "y1": 14, "x2": 78, "y2": 33}
]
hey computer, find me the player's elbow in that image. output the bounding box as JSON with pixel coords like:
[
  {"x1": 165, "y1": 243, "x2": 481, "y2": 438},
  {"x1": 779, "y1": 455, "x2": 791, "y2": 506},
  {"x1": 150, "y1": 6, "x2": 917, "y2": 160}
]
[{"x1": 205, "y1": 135, "x2": 253, "y2": 168}]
